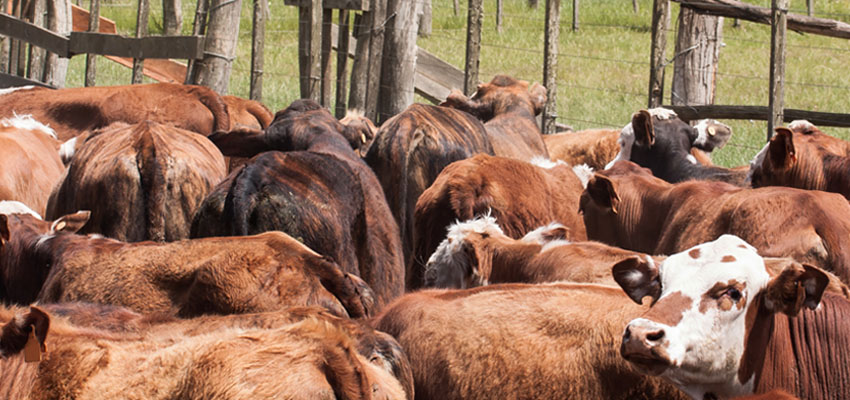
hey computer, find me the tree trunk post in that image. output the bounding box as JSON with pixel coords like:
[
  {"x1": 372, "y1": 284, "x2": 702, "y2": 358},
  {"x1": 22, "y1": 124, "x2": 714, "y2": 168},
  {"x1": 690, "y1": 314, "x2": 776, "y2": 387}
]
[
  {"x1": 806, "y1": 0, "x2": 812, "y2": 16},
  {"x1": 335, "y1": 9, "x2": 350, "y2": 118},
  {"x1": 377, "y1": 0, "x2": 423, "y2": 123},
  {"x1": 297, "y1": 0, "x2": 322, "y2": 102},
  {"x1": 671, "y1": 8, "x2": 723, "y2": 107},
  {"x1": 496, "y1": 0, "x2": 502, "y2": 32},
  {"x1": 10, "y1": 0, "x2": 22, "y2": 76},
  {"x1": 162, "y1": 0, "x2": 182, "y2": 35},
  {"x1": 192, "y1": 0, "x2": 242, "y2": 93},
  {"x1": 572, "y1": 0, "x2": 578, "y2": 31},
  {"x1": 453, "y1": 0, "x2": 458, "y2": 16},
  {"x1": 0, "y1": 0, "x2": 9, "y2": 74},
  {"x1": 542, "y1": 0, "x2": 559, "y2": 134},
  {"x1": 320, "y1": 8, "x2": 333, "y2": 107},
  {"x1": 84, "y1": 0, "x2": 101, "y2": 86},
  {"x1": 43, "y1": 0, "x2": 71, "y2": 87},
  {"x1": 464, "y1": 0, "x2": 482, "y2": 95},
  {"x1": 250, "y1": 0, "x2": 266, "y2": 100},
  {"x1": 648, "y1": 0, "x2": 669, "y2": 108},
  {"x1": 768, "y1": 0, "x2": 788, "y2": 140},
  {"x1": 348, "y1": 11, "x2": 368, "y2": 110},
  {"x1": 132, "y1": 0, "x2": 150, "y2": 84},
  {"x1": 185, "y1": 0, "x2": 209, "y2": 83},
  {"x1": 27, "y1": 0, "x2": 47, "y2": 82},
  {"x1": 363, "y1": 0, "x2": 386, "y2": 120}
]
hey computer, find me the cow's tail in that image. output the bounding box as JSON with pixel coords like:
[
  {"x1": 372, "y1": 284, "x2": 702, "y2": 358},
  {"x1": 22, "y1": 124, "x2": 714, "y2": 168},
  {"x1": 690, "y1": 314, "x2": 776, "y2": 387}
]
[
  {"x1": 190, "y1": 85, "x2": 231, "y2": 133},
  {"x1": 223, "y1": 164, "x2": 256, "y2": 236},
  {"x1": 399, "y1": 128, "x2": 426, "y2": 268},
  {"x1": 245, "y1": 99, "x2": 274, "y2": 128},
  {"x1": 135, "y1": 124, "x2": 169, "y2": 241}
]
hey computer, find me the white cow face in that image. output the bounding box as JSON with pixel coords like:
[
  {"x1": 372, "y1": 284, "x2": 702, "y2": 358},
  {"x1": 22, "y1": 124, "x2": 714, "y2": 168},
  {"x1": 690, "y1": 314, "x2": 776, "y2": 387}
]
[
  {"x1": 422, "y1": 215, "x2": 503, "y2": 289},
  {"x1": 615, "y1": 235, "x2": 829, "y2": 399}
]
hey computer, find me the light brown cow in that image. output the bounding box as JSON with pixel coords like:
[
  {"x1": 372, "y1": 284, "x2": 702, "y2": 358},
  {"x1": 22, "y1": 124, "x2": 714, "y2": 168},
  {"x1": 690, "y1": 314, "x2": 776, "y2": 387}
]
[
  {"x1": 0, "y1": 211, "x2": 373, "y2": 319},
  {"x1": 0, "y1": 115, "x2": 63, "y2": 216},
  {"x1": 411, "y1": 154, "x2": 589, "y2": 290},
  {"x1": 373, "y1": 282, "x2": 689, "y2": 400},
  {"x1": 441, "y1": 75, "x2": 549, "y2": 161},
  {"x1": 0, "y1": 305, "x2": 406, "y2": 399},
  {"x1": 223, "y1": 95, "x2": 273, "y2": 130},
  {"x1": 48, "y1": 121, "x2": 227, "y2": 242},
  {"x1": 580, "y1": 160, "x2": 850, "y2": 284},
  {"x1": 0, "y1": 83, "x2": 230, "y2": 141},
  {"x1": 749, "y1": 122, "x2": 850, "y2": 201},
  {"x1": 615, "y1": 234, "x2": 850, "y2": 399}
]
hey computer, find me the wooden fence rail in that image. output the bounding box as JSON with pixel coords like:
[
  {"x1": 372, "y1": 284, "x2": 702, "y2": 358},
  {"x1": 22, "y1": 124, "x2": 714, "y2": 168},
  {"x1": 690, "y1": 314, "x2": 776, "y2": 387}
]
[{"x1": 664, "y1": 105, "x2": 850, "y2": 128}]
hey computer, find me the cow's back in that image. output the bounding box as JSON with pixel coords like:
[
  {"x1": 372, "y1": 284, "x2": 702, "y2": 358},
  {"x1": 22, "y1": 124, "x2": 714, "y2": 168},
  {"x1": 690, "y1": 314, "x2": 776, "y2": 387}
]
[
  {"x1": 545, "y1": 129, "x2": 619, "y2": 170},
  {"x1": 0, "y1": 127, "x2": 63, "y2": 216}
]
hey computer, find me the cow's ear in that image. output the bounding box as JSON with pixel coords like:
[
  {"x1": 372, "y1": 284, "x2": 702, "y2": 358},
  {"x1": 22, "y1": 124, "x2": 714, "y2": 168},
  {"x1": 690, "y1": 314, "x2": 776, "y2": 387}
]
[
  {"x1": 769, "y1": 128, "x2": 797, "y2": 169},
  {"x1": 440, "y1": 89, "x2": 490, "y2": 119},
  {"x1": 0, "y1": 215, "x2": 9, "y2": 243},
  {"x1": 584, "y1": 175, "x2": 620, "y2": 214},
  {"x1": 632, "y1": 110, "x2": 655, "y2": 147},
  {"x1": 49, "y1": 211, "x2": 90, "y2": 234},
  {"x1": 528, "y1": 83, "x2": 548, "y2": 115},
  {"x1": 463, "y1": 237, "x2": 493, "y2": 285},
  {"x1": 763, "y1": 263, "x2": 829, "y2": 316},
  {"x1": 0, "y1": 306, "x2": 50, "y2": 358},
  {"x1": 208, "y1": 128, "x2": 268, "y2": 158},
  {"x1": 613, "y1": 256, "x2": 661, "y2": 305}
]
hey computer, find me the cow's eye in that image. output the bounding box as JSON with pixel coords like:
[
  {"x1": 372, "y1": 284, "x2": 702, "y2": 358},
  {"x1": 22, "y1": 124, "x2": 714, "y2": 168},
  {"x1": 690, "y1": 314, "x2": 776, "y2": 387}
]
[{"x1": 725, "y1": 287, "x2": 742, "y2": 302}]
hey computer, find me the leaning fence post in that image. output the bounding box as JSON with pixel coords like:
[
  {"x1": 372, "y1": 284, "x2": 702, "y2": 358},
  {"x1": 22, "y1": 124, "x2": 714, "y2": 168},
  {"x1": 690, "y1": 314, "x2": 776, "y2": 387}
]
[
  {"x1": 647, "y1": 0, "x2": 669, "y2": 108},
  {"x1": 768, "y1": 0, "x2": 788, "y2": 140},
  {"x1": 542, "y1": 0, "x2": 560, "y2": 134}
]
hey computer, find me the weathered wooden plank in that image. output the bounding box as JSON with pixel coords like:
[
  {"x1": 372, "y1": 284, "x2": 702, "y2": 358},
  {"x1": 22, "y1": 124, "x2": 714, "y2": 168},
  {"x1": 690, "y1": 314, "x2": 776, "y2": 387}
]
[
  {"x1": 663, "y1": 105, "x2": 850, "y2": 128},
  {"x1": 0, "y1": 71, "x2": 54, "y2": 88},
  {"x1": 768, "y1": 0, "x2": 788, "y2": 139},
  {"x1": 648, "y1": 0, "x2": 669, "y2": 108},
  {"x1": 69, "y1": 33, "x2": 205, "y2": 59},
  {"x1": 675, "y1": 0, "x2": 850, "y2": 40},
  {"x1": 0, "y1": 13, "x2": 69, "y2": 56},
  {"x1": 284, "y1": 0, "x2": 369, "y2": 11},
  {"x1": 464, "y1": 0, "x2": 482, "y2": 95}
]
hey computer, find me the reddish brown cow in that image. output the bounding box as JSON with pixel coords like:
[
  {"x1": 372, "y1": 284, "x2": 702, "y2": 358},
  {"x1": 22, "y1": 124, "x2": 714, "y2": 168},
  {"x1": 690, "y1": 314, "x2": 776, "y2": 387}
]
[
  {"x1": 0, "y1": 83, "x2": 230, "y2": 141},
  {"x1": 223, "y1": 95, "x2": 273, "y2": 130},
  {"x1": 0, "y1": 115, "x2": 63, "y2": 216},
  {"x1": 373, "y1": 282, "x2": 688, "y2": 400},
  {"x1": 411, "y1": 154, "x2": 588, "y2": 289},
  {"x1": 0, "y1": 305, "x2": 406, "y2": 399},
  {"x1": 341, "y1": 109, "x2": 380, "y2": 157},
  {"x1": 47, "y1": 121, "x2": 227, "y2": 242},
  {"x1": 615, "y1": 234, "x2": 850, "y2": 399},
  {"x1": 441, "y1": 75, "x2": 549, "y2": 161},
  {"x1": 0, "y1": 211, "x2": 373, "y2": 319},
  {"x1": 364, "y1": 103, "x2": 495, "y2": 277},
  {"x1": 749, "y1": 122, "x2": 850, "y2": 201},
  {"x1": 580, "y1": 160, "x2": 850, "y2": 283}
]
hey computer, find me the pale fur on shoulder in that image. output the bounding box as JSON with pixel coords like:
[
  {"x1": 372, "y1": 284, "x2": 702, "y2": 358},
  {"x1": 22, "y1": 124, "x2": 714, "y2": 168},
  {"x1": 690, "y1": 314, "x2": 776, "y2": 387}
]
[
  {"x1": 0, "y1": 86, "x2": 35, "y2": 96},
  {"x1": 0, "y1": 114, "x2": 57, "y2": 139},
  {"x1": 571, "y1": 164, "x2": 593, "y2": 188},
  {"x1": 530, "y1": 156, "x2": 566, "y2": 169},
  {"x1": 0, "y1": 200, "x2": 42, "y2": 219}
]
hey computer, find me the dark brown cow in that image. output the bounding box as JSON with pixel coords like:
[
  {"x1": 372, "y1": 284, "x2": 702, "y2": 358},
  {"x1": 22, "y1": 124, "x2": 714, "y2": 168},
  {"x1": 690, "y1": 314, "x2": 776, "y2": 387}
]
[
  {"x1": 0, "y1": 305, "x2": 406, "y2": 399},
  {"x1": 0, "y1": 115, "x2": 63, "y2": 216},
  {"x1": 749, "y1": 122, "x2": 850, "y2": 201},
  {"x1": 615, "y1": 235, "x2": 850, "y2": 399},
  {"x1": 441, "y1": 75, "x2": 549, "y2": 161},
  {"x1": 411, "y1": 154, "x2": 589, "y2": 290},
  {"x1": 580, "y1": 160, "x2": 850, "y2": 283},
  {"x1": 0, "y1": 83, "x2": 230, "y2": 141},
  {"x1": 373, "y1": 282, "x2": 689, "y2": 400},
  {"x1": 47, "y1": 121, "x2": 227, "y2": 242},
  {"x1": 340, "y1": 109, "x2": 380, "y2": 157},
  {"x1": 0, "y1": 211, "x2": 373, "y2": 319},
  {"x1": 193, "y1": 99, "x2": 404, "y2": 310},
  {"x1": 364, "y1": 103, "x2": 494, "y2": 277},
  {"x1": 607, "y1": 108, "x2": 745, "y2": 186}
]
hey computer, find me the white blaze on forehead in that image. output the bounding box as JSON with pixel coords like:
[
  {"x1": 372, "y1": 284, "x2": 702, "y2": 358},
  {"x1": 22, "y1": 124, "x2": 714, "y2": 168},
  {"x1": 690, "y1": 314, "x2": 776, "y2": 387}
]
[
  {"x1": 0, "y1": 85, "x2": 35, "y2": 96},
  {"x1": 788, "y1": 119, "x2": 816, "y2": 132},
  {"x1": 746, "y1": 142, "x2": 770, "y2": 182},
  {"x1": 529, "y1": 156, "x2": 566, "y2": 169},
  {"x1": 0, "y1": 200, "x2": 42, "y2": 219},
  {"x1": 605, "y1": 123, "x2": 635, "y2": 170},
  {"x1": 571, "y1": 164, "x2": 593, "y2": 188},
  {"x1": 0, "y1": 114, "x2": 57, "y2": 139}
]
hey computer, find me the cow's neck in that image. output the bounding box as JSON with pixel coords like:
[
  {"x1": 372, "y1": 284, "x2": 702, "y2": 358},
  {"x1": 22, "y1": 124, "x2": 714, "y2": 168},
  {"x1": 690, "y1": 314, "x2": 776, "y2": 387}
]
[
  {"x1": 483, "y1": 238, "x2": 542, "y2": 284},
  {"x1": 617, "y1": 177, "x2": 672, "y2": 253},
  {"x1": 822, "y1": 155, "x2": 850, "y2": 197}
]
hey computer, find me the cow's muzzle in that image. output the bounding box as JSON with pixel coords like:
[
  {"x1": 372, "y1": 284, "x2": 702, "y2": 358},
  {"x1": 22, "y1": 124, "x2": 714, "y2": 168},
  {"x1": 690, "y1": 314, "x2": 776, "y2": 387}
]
[{"x1": 621, "y1": 322, "x2": 672, "y2": 376}]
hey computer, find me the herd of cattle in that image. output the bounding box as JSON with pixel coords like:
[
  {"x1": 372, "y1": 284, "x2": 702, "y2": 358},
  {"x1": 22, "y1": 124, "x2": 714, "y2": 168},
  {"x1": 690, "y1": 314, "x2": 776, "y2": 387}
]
[{"x1": 0, "y1": 74, "x2": 846, "y2": 399}]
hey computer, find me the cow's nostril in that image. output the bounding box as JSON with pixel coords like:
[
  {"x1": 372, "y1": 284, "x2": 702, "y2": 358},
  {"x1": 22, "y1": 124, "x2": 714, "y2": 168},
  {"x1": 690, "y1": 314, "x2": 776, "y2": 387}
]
[
  {"x1": 623, "y1": 327, "x2": 632, "y2": 340},
  {"x1": 647, "y1": 329, "x2": 665, "y2": 342}
]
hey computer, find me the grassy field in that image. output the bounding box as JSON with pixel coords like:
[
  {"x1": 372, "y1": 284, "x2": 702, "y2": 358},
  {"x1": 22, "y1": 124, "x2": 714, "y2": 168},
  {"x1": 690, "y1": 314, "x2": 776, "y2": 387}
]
[{"x1": 64, "y1": 0, "x2": 850, "y2": 167}]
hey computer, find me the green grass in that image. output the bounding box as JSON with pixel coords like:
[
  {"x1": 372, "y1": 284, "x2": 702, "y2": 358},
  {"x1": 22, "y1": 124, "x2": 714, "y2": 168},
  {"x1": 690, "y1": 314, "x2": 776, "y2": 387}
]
[{"x1": 64, "y1": 0, "x2": 850, "y2": 167}]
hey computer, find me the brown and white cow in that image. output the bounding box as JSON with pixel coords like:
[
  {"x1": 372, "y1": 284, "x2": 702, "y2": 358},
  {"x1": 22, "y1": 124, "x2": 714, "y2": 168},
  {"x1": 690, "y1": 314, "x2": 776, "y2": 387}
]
[
  {"x1": 615, "y1": 234, "x2": 848, "y2": 399},
  {"x1": 0, "y1": 83, "x2": 230, "y2": 141},
  {"x1": 0, "y1": 211, "x2": 373, "y2": 319},
  {"x1": 411, "y1": 154, "x2": 590, "y2": 290},
  {"x1": 373, "y1": 282, "x2": 689, "y2": 400},
  {"x1": 440, "y1": 75, "x2": 549, "y2": 161},
  {"x1": 364, "y1": 103, "x2": 494, "y2": 278},
  {"x1": 580, "y1": 160, "x2": 850, "y2": 284},
  {"x1": 194, "y1": 99, "x2": 404, "y2": 310},
  {"x1": 47, "y1": 121, "x2": 227, "y2": 242},
  {"x1": 422, "y1": 216, "x2": 646, "y2": 288},
  {"x1": 0, "y1": 115, "x2": 64, "y2": 216},
  {"x1": 0, "y1": 305, "x2": 406, "y2": 399},
  {"x1": 607, "y1": 108, "x2": 745, "y2": 186},
  {"x1": 749, "y1": 121, "x2": 850, "y2": 201}
]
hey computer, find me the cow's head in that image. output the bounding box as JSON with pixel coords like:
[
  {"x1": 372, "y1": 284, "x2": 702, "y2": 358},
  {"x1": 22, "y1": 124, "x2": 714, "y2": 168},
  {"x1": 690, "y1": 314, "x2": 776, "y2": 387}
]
[
  {"x1": 423, "y1": 214, "x2": 504, "y2": 289},
  {"x1": 615, "y1": 235, "x2": 828, "y2": 398},
  {"x1": 339, "y1": 109, "x2": 378, "y2": 156},
  {"x1": 0, "y1": 306, "x2": 50, "y2": 359},
  {"x1": 440, "y1": 75, "x2": 547, "y2": 121}
]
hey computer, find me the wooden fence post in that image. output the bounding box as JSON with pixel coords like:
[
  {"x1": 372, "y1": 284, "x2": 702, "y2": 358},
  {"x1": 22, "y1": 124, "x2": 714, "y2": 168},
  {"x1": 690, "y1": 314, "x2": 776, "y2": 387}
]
[
  {"x1": 43, "y1": 0, "x2": 71, "y2": 87},
  {"x1": 297, "y1": 0, "x2": 322, "y2": 101},
  {"x1": 85, "y1": 0, "x2": 100, "y2": 86},
  {"x1": 27, "y1": 0, "x2": 47, "y2": 82},
  {"x1": 320, "y1": 8, "x2": 333, "y2": 106},
  {"x1": 377, "y1": 0, "x2": 423, "y2": 122},
  {"x1": 249, "y1": 0, "x2": 266, "y2": 100},
  {"x1": 193, "y1": 0, "x2": 243, "y2": 93},
  {"x1": 363, "y1": 0, "x2": 385, "y2": 120},
  {"x1": 496, "y1": 0, "x2": 502, "y2": 32},
  {"x1": 647, "y1": 0, "x2": 669, "y2": 108},
  {"x1": 348, "y1": 12, "x2": 368, "y2": 110},
  {"x1": 572, "y1": 0, "x2": 577, "y2": 31},
  {"x1": 807, "y1": 0, "x2": 812, "y2": 16},
  {"x1": 185, "y1": 0, "x2": 209, "y2": 83},
  {"x1": 335, "y1": 9, "x2": 350, "y2": 118},
  {"x1": 768, "y1": 0, "x2": 788, "y2": 140},
  {"x1": 10, "y1": 0, "x2": 21, "y2": 76},
  {"x1": 542, "y1": 0, "x2": 559, "y2": 134},
  {"x1": 671, "y1": 8, "x2": 722, "y2": 106},
  {"x1": 464, "y1": 0, "x2": 482, "y2": 95},
  {"x1": 131, "y1": 0, "x2": 150, "y2": 84},
  {"x1": 453, "y1": 0, "x2": 459, "y2": 16},
  {"x1": 0, "y1": 0, "x2": 8, "y2": 73}
]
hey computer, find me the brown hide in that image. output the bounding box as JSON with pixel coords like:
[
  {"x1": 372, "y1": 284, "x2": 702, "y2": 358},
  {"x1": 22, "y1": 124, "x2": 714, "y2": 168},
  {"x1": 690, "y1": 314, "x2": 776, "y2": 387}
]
[
  {"x1": 0, "y1": 306, "x2": 406, "y2": 400},
  {"x1": 0, "y1": 83, "x2": 230, "y2": 141},
  {"x1": 0, "y1": 125, "x2": 63, "y2": 216},
  {"x1": 545, "y1": 129, "x2": 620, "y2": 170},
  {"x1": 412, "y1": 154, "x2": 587, "y2": 290},
  {"x1": 750, "y1": 126, "x2": 850, "y2": 201},
  {"x1": 0, "y1": 213, "x2": 373, "y2": 319},
  {"x1": 47, "y1": 121, "x2": 227, "y2": 242},
  {"x1": 222, "y1": 95, "x2": 273, "y2": 130},
  {"x1": 373, "y1": 283, "x2": 688, "y2": 400},
  {"x1": 441, "y1": 75, "x2": 548, "y2": 161},
  {"x1": 580, "y1": 161, "x2": 850, "y2": 284}
]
